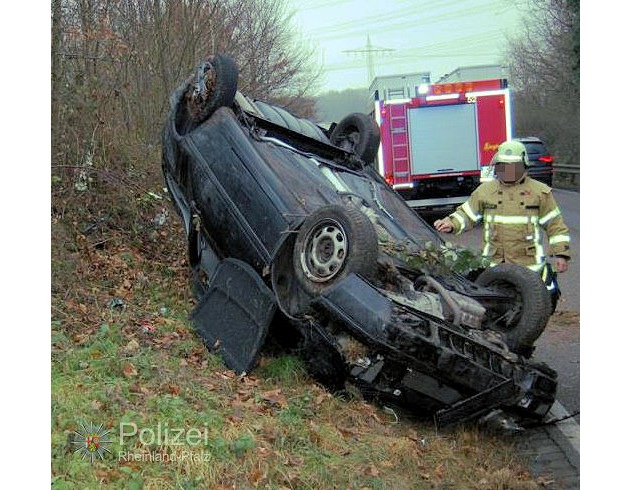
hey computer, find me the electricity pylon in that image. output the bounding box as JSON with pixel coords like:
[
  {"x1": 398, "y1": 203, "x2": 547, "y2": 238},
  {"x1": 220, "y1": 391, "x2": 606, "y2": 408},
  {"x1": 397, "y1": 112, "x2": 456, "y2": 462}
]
[{"x1": 343, "y1": 35, "x2": 395, "y2": 85}]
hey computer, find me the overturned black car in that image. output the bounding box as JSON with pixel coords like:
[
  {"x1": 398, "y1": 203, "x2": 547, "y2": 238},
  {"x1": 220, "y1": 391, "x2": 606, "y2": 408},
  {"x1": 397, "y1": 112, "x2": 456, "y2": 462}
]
[{"x1": 162, "y1": 54, "x2": 557, "y2": 428}]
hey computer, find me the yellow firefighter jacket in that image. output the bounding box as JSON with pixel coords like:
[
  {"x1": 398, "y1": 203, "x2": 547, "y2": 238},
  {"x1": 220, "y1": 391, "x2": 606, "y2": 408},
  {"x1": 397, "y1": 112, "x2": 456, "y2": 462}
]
[{"x1": 443, "y1": 176, "x2": 570, "y2": 271}]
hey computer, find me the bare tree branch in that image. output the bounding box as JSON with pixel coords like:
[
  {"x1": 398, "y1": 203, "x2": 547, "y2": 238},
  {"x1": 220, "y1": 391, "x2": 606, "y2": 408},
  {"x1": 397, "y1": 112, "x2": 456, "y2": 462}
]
[{"x1": 507, "y1": 0, "x2": 579, "y2": 166}]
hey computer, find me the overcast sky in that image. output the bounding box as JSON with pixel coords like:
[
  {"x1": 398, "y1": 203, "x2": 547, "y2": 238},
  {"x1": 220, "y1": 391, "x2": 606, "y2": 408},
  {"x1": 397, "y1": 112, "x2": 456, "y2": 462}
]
[{"x1": 286, "y1": 0, "x2": 526, "y2": 93}]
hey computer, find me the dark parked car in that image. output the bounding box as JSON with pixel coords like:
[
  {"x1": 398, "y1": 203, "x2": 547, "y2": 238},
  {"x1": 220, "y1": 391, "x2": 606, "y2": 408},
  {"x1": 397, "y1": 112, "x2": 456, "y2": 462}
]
[
  {"x1": 162, "y1": 54, "x2": 557, "y2": 428},
  {"x1": 515, "y1": 136, "x2": 555, "y2": 187}
]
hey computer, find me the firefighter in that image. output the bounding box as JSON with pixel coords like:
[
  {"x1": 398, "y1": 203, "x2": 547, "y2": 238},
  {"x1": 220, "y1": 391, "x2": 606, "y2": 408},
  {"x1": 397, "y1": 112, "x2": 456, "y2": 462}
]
[{"x1": 433, "y1": 140, "x2": 570, "y2": 310}]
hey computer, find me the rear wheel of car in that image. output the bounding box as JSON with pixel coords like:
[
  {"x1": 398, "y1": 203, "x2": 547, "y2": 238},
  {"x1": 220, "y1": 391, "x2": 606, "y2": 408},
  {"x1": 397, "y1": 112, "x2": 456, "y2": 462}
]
[
  {"x1": 330, "y1": 113, "x2": 381, "y2": 164},
  {"x1": 293, "y1": 205, "x2": 378, "y2": 296},
  {"x1": 475, "y1": 264, "x2": 552, "y2": 356},
  {"x1": 185, "y1": 53, "x2": 238, "y2": 125}
]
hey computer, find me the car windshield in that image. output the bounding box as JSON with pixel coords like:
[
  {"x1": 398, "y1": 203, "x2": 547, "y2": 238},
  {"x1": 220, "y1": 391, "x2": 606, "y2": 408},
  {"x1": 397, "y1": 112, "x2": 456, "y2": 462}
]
[{"x1": 336, "y1": 170, "x2": 443, "y2": 247}]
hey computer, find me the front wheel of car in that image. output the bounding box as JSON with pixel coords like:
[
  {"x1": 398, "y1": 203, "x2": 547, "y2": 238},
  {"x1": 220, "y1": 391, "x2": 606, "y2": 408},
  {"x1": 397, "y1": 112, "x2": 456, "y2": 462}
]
[
  {"x1": 475, "y1": 264, "x2": 552, "y2": 356},
  {"x1": 293, "y1": 205, "x2": 378, "y2": 296}
]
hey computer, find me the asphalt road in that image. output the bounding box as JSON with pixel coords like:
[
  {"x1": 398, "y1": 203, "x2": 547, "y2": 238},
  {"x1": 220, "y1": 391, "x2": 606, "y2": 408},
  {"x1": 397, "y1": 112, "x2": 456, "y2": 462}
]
[
  {"x1": 423, "y1": 188, "x2": 581, "y2": 420},
  {"x1": 549, "y1": 189, "x2": 580, "y2": 312},
  {"x1": 532, "y1": 189, "x2": 580, "y2": 420}
]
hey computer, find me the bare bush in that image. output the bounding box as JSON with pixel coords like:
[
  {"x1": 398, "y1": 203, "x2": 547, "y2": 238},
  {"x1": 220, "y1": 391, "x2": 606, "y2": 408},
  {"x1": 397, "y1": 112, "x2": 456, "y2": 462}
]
[
  {"x1": 51, "y1": 0, "x2": 322, "y2": 180},
  {"x1": 507, "y1": 0, "x2": 579, "y2": 168}
]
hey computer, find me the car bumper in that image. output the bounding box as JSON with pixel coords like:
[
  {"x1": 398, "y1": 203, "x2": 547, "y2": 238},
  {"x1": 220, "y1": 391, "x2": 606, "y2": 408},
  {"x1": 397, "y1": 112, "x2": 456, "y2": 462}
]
[{"x1": 315, "y1": 273, "x2": 557, "y2": 425}]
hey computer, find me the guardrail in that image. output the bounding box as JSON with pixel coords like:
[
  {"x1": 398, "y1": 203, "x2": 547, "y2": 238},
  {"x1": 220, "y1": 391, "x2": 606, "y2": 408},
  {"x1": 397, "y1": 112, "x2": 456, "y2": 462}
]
[
  {"x1": 553, "y1": 164, "x2": 580, "y2": 174},
  {"x1": 553, "y1": 163, "x2": 579, "y2": 189}
]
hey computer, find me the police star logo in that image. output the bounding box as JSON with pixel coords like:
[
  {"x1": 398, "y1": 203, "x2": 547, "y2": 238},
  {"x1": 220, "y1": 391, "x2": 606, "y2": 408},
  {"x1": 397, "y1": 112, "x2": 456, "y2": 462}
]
[{"x1": 71, "y1": 422, "x2": 113, "y2": 463}]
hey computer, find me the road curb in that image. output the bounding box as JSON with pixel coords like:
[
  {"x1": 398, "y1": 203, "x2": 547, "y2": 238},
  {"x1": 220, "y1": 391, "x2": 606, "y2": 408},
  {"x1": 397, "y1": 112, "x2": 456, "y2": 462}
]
[
  {"x1": 512, "y1": 400, "x2": 580, "y2": 489},
  {"x1": 544, "y1": 401, "x2": 580, "y2": 470}
]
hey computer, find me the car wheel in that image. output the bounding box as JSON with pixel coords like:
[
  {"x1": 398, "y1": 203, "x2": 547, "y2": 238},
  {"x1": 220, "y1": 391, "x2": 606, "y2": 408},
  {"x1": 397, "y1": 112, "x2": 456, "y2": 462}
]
[
  {"x1": 475, "y1": 264, "x2": 552, "y2": 356},
  {"x1": 185, "y1": 53, "x2": 238, "y2": 126},
  {"x1": 293, "y1": 204, "x2": 378, "y2": 296},
  {"x1": 330, "y1": 113, "x2": 381, "y2": 164}
]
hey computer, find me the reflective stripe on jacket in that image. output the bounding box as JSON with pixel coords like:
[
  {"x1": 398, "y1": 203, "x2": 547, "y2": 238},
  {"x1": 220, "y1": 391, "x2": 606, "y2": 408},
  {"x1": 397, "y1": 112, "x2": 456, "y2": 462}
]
[{"x1": 444, "y1": 176, "x2": 570, "y2": 270}]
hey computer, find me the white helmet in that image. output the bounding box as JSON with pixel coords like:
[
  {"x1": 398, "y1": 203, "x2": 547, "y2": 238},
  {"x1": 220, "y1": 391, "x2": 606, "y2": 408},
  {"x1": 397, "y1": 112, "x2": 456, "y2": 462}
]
[{"x1": 492, "y1": 140, "x2": 529, "y2": 166}]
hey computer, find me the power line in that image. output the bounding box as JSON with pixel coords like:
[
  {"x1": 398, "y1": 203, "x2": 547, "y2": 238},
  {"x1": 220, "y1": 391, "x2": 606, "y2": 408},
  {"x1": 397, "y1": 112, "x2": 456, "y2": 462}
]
[
  {"x1": 326, "y1": 51, "x2": 500, "y2": 73},
  {"x1": 286, "y1": 0, "x2": 520, "y2": 88},
  {"x1": 328, "y1": 28, "x2": 508, "y2": 75},
  {"x1": 298, "y1": 0, "x2": 511, "y2": 42}
]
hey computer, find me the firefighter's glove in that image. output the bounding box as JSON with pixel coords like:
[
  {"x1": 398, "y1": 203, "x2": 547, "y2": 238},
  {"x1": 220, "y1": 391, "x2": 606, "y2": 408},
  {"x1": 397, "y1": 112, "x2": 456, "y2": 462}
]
[{"x1": 554, "y1": 256, "x2": 568, "y2": 273}]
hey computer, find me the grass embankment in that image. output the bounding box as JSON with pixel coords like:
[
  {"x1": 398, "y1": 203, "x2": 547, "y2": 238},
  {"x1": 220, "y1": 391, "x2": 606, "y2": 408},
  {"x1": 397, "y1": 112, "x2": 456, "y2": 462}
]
[{"x1": 51, "y1": 162, "x2": 545, "y2": 489}]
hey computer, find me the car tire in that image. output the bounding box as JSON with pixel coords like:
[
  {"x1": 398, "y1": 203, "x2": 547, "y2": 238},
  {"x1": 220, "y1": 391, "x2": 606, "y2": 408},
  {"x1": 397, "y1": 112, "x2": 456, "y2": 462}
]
[
  {"x1": 293, "y1": 204, "x2": 378, "y2": 296},
  {"x1": 330, "y1": 113, "x2": 381, "y2": 164},
  {"x1": 475, "y1": 264, "x2": 552, "y2": 356},
  {"x1": 185, "y1": 53, "x2": 238, "y2": 126}
]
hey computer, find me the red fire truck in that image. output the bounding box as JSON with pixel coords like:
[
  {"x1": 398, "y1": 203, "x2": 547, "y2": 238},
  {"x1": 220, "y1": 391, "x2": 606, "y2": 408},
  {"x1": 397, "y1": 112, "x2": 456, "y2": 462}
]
[{"x1": 373, "y1": 78, "x2": 512, "y2": 211}]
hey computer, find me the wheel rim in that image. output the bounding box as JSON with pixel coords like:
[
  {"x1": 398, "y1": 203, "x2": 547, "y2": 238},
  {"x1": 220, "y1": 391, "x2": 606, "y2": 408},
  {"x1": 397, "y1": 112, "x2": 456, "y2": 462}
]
[
  {"x1": 487, "y1": 280, "x2": 523, "y2": 331},
  {"x1": 334, "y1": 128, "x2": 360, "y2": 152},
  {"x1": 186, "y1": 61, "x2": 217, "y2": 121},
  {"x1": 300, "y1": 219, "x2": 348, "y2": 282}
]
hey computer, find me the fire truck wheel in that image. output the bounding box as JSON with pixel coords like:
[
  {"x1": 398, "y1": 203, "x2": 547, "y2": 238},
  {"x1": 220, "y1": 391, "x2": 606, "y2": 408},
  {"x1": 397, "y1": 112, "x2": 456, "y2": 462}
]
[
  {"x1": 330, "y1": 113, "x2": 381, "y2": 164},
  {"x1": 293, "y1": 204, "x2": 378, "y2": 296},
  {"x1": 475, "y1": 264, "x2": 552, "y2": 357},
  {"x1": 185, "y1": 53, "x2": 238, "y2": 125}
]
